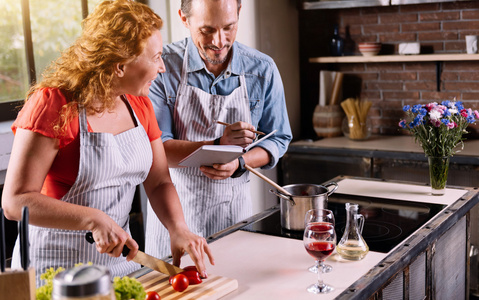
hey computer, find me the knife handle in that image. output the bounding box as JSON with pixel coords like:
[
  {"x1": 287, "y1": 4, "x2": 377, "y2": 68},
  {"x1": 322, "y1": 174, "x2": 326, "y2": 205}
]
[
  {"x1": 19, "y1": 206, "x2": 29, "y2": 271},
  {"x1": 0, "y1": 208, "x2": 5, "y2": 272},
  {"x1": 85, "y1": 232, "x2": 131, "y2": 257}
]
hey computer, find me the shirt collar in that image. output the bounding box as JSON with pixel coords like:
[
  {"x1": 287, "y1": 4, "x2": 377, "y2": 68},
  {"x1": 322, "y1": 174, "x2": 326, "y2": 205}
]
[{"x1": 186, "y1": 37, "x2": 241, "y2": 76}]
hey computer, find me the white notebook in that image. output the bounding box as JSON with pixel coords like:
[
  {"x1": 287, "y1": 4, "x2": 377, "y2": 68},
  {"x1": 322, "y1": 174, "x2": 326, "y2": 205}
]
[{"x1": 178, "y1": 130, "x2": 277, "y2": 167}]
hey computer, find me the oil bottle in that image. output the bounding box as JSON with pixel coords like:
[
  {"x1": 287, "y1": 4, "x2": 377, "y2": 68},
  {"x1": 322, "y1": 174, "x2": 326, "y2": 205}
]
[{"x1": 337, "y1": 203, "x2": 369, "y2": 260}]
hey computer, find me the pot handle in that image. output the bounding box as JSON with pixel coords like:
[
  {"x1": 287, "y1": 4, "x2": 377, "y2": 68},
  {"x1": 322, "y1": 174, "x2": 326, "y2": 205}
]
[
  {"x1": 269, "y1": 189, "x2": 296, "y2": 206},
  {"x1": 324, "y1": 181, "x2": 339, "y2": 196}
]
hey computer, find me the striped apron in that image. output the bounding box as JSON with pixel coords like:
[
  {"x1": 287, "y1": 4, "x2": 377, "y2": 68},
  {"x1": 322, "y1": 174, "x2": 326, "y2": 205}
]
[
  {"x1": 11, "y1": 97, "x2": 153, "y2": 287},
  {"x1": 145, "y1": 46, "x2": 252, "y2": 259}
]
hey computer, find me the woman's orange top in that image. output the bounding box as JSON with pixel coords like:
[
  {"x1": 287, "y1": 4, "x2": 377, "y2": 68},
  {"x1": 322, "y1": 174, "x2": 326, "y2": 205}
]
[{"x1": 12, "y1": 88, "x2": 162, "y2": 199}]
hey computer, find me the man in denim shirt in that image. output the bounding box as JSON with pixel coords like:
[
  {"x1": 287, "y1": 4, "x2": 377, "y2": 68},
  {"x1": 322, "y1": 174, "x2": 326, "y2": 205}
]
[{"x1": 146, "y1": 0, "x2": 292, "y2": 260}]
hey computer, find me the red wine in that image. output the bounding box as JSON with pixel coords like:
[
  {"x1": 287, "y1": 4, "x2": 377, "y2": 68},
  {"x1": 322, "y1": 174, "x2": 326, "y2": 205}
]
[
  {"x1": 305, "y1": 242, "x2": 335, "y2": 260},
  {"x1": 308, "y1": 222, "x2": 334, "y2": 232}
]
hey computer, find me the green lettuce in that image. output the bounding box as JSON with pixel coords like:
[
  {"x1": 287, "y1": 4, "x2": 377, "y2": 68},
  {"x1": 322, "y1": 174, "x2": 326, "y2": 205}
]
[
  {"x1": 35, "y1": 263, "x2": 145, "y2": 300},
  {"x1": 113, "y1": 276, "x2": 146, "y2": 300}
]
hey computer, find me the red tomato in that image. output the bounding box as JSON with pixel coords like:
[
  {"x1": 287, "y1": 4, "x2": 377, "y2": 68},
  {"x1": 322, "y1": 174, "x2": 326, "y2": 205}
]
[
  {"x1": 146, "y1": 291, "x2": 161, "y2": 300},
  {"x1": 182, "y1": 265, "x2": 198, "y2": 272},
  {"x1": 170, "y1": 274, "x2": 189, "y2": 292},
  {"x1": 180, "y1": 270, "x2": 203, "y2": 285},
  {"x1": 183, "y1": 265, "x2": 206, "y2": 278}
]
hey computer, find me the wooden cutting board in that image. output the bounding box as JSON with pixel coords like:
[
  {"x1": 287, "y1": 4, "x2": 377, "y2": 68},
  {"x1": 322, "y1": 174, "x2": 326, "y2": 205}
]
[{"x1": 138, "y1": 270, "x2": 238, "y2": 300}]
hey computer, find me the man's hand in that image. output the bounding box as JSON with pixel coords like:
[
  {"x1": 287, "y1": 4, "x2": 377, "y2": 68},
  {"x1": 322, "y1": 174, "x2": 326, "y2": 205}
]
[
  {"x1": 200, "y1": 159, "x2": 239, "y2": 180},
  {"x1": 219, "y1": 121, "x2": 257, "y2": 147}
]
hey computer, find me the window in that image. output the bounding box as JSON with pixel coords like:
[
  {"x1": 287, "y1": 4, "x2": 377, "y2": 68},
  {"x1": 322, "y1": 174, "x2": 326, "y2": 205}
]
[{"x1": 0, "y1": 0, "x2": 102, "y2": 121}]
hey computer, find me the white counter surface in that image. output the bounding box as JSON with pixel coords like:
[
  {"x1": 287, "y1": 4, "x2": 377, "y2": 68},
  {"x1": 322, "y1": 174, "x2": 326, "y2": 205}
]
[
  {"x1": 181, "y1": 230, "x2": 387, "y2": 300},
  {"x1": 179, "y1": 178, "x2": 467, "y2": 299},
  {"x1": 336, "y1": 178, "x2": 468, "y2": 206}
]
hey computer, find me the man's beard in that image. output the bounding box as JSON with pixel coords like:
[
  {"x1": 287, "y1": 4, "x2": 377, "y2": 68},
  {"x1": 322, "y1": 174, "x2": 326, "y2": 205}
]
[{"x1": 202, "y1": 45, "x2": 230, "y2": 65}]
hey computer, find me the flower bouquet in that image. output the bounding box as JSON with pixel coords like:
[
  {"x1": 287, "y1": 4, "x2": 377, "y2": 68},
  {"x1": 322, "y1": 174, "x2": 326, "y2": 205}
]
[{"x1": 399, "y1": 100, "x2": 478, "y2": 195}]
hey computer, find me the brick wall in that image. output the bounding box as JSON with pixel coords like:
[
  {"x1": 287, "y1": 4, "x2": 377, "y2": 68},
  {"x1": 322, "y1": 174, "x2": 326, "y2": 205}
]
[{"x1": 298, "y1": 0, "x2": 479, "y2": 138}]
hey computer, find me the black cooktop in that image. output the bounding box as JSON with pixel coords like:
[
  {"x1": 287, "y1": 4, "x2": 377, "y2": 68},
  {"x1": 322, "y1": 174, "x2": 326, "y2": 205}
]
[{"x1": 242, "y1": 193, "x2": 446, "y2": 253}]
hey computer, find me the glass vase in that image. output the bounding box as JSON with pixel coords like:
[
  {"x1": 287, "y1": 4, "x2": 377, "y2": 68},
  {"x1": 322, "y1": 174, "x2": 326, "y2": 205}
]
[
  {"x1": 428, "y1": 156, "x2": 450, "y2": 196},
  {"x1": 341, "y1": 116, "x2": 371, "y2": 140}
]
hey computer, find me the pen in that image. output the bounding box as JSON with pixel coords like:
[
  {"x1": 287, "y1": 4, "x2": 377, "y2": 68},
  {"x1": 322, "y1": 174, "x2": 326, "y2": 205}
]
[{"x1": 216, "y1": 120, "x2": 265, "y2": 135}]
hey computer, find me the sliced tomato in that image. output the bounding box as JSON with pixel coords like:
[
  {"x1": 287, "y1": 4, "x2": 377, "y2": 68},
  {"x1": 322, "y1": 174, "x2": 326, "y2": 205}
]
[
  {"x1": 182, "y1": 265, "x2": 198, "y2": 272},
  {"x1": 183, "y1": 265, "x2": 207, "y2": 278},
  {"x1": 179, "y1": 270, "x2": 202, "y2": 285},
  {"x1": 146, "y1": 291, "x2": 161, "y2": 300},
  {"x1": 170, "y1": 274, "x2": 189, "y2": 292}
]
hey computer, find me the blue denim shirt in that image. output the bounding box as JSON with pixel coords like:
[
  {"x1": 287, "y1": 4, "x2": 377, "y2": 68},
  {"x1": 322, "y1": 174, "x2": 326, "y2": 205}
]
[{"x1": 149, "y1": 37, "x2": 292, "y2": 168}]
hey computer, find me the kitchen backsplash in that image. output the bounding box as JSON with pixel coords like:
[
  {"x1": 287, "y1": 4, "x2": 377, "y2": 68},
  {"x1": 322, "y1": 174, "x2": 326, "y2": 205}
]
[{"x1": 298, "y1": 0, "x2": 479, "y2": 138}]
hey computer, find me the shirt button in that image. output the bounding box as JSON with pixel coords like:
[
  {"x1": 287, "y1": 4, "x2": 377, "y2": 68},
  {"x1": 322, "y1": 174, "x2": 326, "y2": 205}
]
[{"x1": 226, "y1": 71, "x2": 231, "y2": 77}]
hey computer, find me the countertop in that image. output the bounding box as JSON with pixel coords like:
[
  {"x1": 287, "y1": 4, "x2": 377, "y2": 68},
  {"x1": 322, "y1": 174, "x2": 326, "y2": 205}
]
[
  {"x1": 174, "y1": 178, "x2": 473, "y2": 299},
  {"x1": 290, "y1": 135, "x2": 479, "y2": 157}
]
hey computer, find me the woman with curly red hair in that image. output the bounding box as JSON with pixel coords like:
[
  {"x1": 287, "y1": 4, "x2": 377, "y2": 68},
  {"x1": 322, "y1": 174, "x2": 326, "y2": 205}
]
[{"x1": 2, "y1": 0, "x2": 213, "y2": 286}]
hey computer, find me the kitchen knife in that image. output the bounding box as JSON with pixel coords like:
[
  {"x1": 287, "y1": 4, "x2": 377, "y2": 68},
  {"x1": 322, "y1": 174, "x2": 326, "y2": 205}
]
[
  {"x1": 19, "y1": 206, "x2": 29, "y2": 270},
  {"x1": 0, "y1": 208, "x2": 6, "y2": 272},
  {"x1": 85, "y1": 232, "x2": 183, "y2": 276}
]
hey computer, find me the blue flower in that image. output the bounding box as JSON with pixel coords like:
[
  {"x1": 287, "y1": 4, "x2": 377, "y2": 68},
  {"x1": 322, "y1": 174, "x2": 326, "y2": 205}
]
[
  {"x1": 399, "y1": 100, "x2": 477, "y2": 158},
  {"x1": 403, "y1": 105, "x2": 410, "y2": 112},
  {"x1": 412, "y1": 105, "x2": 422, "y2": 113},
  {"x1": 411, "y1": 115, "x2": 424, "y2": 127}
]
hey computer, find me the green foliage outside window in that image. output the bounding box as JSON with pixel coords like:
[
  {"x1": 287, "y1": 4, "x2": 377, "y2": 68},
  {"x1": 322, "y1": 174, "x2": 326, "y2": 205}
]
[{"x1": 0, "y1": 0, "x2": 102, "y2": 104}]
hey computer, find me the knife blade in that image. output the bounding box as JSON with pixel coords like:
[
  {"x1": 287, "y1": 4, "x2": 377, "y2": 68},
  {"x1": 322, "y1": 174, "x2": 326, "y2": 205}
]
[
  {"x1": 0, "y1": 208, "x2": 6, "y2": 272},
  {"x1": 85, "y1": 232, "x2": 183, "y2": 276}
]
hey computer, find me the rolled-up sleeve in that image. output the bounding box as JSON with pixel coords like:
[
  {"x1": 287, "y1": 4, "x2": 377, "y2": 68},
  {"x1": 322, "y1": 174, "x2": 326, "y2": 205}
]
[
  {"x1": 255, "y1": 61, "x2": 293, "y2": 169},
  {"x1": 150, "y1": 72, "x2": 175, "y2": 142}
]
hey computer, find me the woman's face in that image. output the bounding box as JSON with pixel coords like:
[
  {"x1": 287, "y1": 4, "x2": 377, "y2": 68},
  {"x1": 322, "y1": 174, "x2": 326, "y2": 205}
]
[{"x1": 117, "y1": 29, "x2": 165, "y2": 97}]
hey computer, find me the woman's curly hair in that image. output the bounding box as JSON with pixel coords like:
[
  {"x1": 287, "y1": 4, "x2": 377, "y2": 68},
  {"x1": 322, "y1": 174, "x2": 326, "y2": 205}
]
[{"x1": 26, "y1": 0, "x2": 163, "y2": 135}]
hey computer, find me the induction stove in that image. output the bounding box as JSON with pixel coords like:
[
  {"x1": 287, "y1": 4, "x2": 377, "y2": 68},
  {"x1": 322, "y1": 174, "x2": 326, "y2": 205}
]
[{"x1": 241, "y1": 193, "x2": 446, "y2": 253}]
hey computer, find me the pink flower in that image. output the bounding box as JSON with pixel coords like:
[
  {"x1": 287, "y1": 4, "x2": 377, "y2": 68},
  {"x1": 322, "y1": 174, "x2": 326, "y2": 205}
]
[
  {"x1": 429, "y1": 109, "x2": 443, "y2": 121},
  {"x1": 425, "y1": 103, "x2": 437, "y2": 111},
  {"x1": 430, "y1": 119, "x2": 441, "y2": 127},
  {"x1": 474, "y1": 110, "x2": 479, "y2": 119},
  {"x1": 447, "y1": 122, "x2": 455, "y2": 129},
  {"x1": 460, "y1": 109, "x2": 468, "y2": 118}
]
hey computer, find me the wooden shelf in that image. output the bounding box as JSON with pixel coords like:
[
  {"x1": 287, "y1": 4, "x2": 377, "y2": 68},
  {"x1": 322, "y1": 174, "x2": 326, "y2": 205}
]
[
  {"x1": 303, "y1": 0, "x2": 389, "y2": 10},
  {"x1": 309, "y1": 53, "x2": 479, "y2": 64}
]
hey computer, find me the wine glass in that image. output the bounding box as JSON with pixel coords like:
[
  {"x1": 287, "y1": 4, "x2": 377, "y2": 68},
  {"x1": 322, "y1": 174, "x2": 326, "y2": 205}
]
[
  {"x1": 303, "y1": 222, "x2": 337, "y2": 294},
  {"x1": 304, "y1": 208, "x2": 335, "y2": 273}
]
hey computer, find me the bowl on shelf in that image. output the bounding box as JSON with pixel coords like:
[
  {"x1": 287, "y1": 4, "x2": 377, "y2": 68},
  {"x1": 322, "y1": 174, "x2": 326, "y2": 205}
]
[{"x1": 358, "y1": 42, "x2": 381, "y2": 56}]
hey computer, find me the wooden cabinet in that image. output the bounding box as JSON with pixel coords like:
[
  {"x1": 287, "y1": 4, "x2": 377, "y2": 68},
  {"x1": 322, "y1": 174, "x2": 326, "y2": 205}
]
[{"x1": 375, "y1": 216, "x2": 468, "y2": 299}]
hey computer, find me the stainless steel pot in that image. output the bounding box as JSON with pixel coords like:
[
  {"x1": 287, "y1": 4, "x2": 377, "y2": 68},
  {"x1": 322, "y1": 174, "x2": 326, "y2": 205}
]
[{"x1": 270, "y1": 182, "x2": 338, "y2": 231}]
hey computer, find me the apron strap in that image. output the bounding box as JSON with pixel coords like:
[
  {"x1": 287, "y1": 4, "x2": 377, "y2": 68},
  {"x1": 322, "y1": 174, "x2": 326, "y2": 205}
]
[{"x1": 180, "y1": 45, "x2": 189, "y2": 84}]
